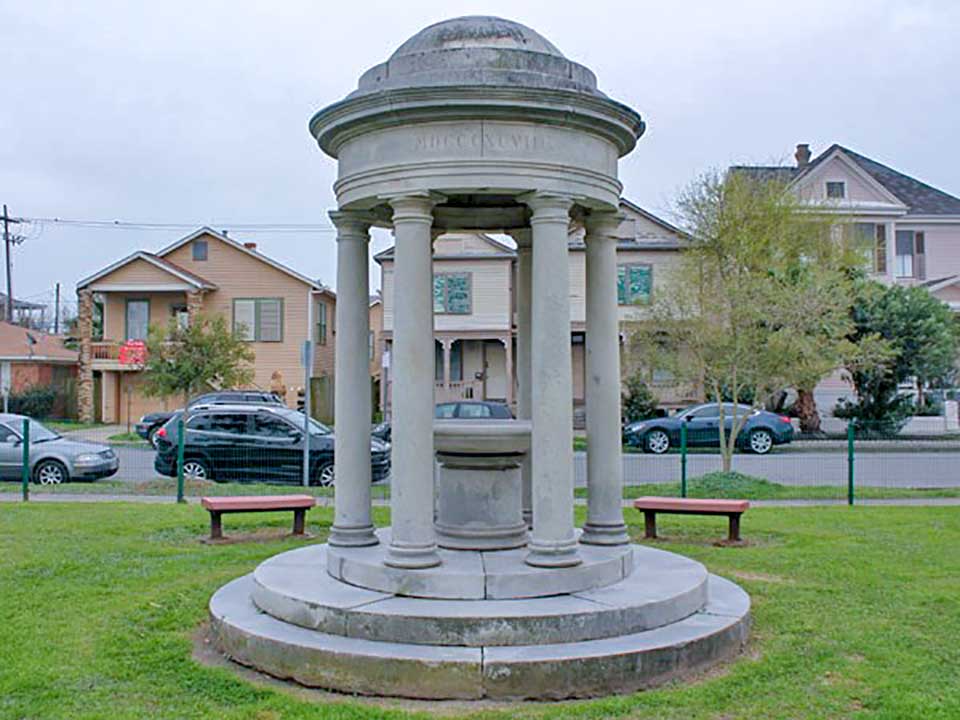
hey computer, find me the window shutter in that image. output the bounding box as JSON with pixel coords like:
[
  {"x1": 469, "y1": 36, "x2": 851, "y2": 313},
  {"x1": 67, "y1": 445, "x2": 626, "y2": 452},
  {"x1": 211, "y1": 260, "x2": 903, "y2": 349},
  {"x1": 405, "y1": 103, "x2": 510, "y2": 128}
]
[
  {"x1": 433, "y1": 275, "x2": 445, "y2": 313},
  {"x1": 915, "y1": 232, "x2": 926, "y2": 280},
  {"x1": 616, "y1": 266, "x2": 627, "y2": 305},
  {"x1": 875, "y1": 225, "x2": 887, "y2": 274},
  {"x1": 233, "y1": 300, "x2": 256, "y2": 340},
  {"x1": 258, "y1": 299, "x2": 283, "y2": 341}
]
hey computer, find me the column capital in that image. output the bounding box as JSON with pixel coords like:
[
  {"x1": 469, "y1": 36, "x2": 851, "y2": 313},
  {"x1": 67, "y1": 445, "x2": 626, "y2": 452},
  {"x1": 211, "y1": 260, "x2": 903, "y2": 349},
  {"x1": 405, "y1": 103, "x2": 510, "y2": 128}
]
[
  {"x1": 584, "y1": 210, "x2": 624, "y2": 240},
  {"x1": 385, "y1": 192, "x2": 446, "y2": 223},
  {"x1": 329, "y1": 210, "x2": 372, "y2": 239}
]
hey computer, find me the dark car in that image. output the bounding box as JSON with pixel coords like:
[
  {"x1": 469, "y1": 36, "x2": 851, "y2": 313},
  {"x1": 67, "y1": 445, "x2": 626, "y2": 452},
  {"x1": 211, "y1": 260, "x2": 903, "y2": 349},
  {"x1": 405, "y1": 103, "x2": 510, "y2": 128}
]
[
  {"x1": 622, "y1": 403, "x2": 794, "y2": 455},
  {"x1": 136, "y1": 390, "x2": 283, "y2": 447},
  {"x1": 154, "y1": 404, "x2": 389, "y2": 485},
  {"x1": 371, "y1": 400, "x2": 514, "y2": 443}
]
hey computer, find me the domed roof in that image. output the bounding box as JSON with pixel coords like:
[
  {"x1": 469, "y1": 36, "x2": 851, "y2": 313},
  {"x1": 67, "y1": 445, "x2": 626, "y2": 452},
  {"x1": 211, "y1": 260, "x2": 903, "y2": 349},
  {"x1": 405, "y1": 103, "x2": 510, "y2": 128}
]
[
  {"x1": 351, "y1": 15, "x2": 601, "y2": 97},
  {"x1": 391, "y1": 16, "x2": 564, "y2": 59}
]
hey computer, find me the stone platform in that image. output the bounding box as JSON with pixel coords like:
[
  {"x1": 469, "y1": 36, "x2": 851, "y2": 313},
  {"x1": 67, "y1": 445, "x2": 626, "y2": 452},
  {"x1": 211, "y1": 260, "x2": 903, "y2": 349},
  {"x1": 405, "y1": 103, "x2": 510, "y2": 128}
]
[{"x1": 209, "y1": 539, "x2": 751, "y2": 700}]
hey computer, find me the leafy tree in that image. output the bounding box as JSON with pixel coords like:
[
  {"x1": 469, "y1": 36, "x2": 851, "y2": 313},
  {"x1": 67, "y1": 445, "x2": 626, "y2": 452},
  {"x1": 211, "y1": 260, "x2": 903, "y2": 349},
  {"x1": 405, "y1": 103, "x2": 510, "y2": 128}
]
[
  {"x1": 142, "y1": 315, "x2": 255, "y2": 403},
  {"x1": 621, "y1": 373, "x2": 659, "y2": 423},
  {"x1": 838, "y1": 281, "x2": 959, "y2": 434},
  {"x1": 632, "y1": 169, "x2": 870, "y2": 470}
]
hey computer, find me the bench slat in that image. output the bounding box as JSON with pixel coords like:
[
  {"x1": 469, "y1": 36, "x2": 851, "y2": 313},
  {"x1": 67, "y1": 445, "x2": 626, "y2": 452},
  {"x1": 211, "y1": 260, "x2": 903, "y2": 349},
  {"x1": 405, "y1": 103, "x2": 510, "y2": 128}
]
[
  {"x1": 632, "y1": 496, "x2": 750, "y2": 513},
  {"x1": 201, "y1": 495, "x2": 316, "y2": 512}
]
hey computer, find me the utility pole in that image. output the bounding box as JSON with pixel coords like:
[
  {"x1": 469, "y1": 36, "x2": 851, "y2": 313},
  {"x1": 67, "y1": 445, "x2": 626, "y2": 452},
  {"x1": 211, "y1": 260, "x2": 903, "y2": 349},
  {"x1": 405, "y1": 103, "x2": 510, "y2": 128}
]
[
  {"x1": 54, "y1": 282, "x2": 61, "y2": 334},
  {"x1": 2, "y1": 204, "x2": 22, "y2": 323}
]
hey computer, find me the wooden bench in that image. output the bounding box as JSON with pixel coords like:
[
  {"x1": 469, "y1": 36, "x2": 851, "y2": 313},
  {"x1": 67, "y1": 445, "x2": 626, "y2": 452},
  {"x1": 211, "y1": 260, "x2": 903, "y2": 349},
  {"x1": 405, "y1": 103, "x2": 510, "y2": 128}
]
[
  {"x1": 633, "y1": 497, "x2": 750, "y2": 542},
  {"x1": 200, "y1": 495, "x2": 316, "y2": 540}
]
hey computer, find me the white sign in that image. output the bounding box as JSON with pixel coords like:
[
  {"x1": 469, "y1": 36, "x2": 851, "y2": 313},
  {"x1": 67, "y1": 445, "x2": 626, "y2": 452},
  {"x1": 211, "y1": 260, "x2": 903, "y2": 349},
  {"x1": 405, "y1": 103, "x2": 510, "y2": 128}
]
[
  {"x1": 381, "y1": 350, "x2": 390, "y2": 369},
  {"x1": 301, "y1": 340, "x2": 314, "y2": 369}
]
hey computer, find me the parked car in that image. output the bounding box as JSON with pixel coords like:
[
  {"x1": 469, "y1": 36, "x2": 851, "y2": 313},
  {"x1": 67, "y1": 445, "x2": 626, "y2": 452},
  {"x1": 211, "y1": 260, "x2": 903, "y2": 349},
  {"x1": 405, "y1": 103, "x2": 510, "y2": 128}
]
[
  {"x1": 0, "y1": 414, "x2": 119, "y2": 484},
  {"x1": 136, "y1": 390, "x2": 284, "y2": 447},
  {"x1": 154, "y1": 404, "x2": 390, "y2": 485},
  {"x1": 622, "y1": 403, "x2": 794, "y2": 455},
  {"x1": 371, "y1": 400, "x2": 514, "y2": 443}
]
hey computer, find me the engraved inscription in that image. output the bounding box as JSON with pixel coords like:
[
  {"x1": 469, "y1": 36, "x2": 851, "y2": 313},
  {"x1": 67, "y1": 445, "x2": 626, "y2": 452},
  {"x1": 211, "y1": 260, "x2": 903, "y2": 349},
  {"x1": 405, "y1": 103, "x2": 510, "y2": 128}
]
[{"x1": 413, "y1": 128, "x2": 554, "y2": 156}]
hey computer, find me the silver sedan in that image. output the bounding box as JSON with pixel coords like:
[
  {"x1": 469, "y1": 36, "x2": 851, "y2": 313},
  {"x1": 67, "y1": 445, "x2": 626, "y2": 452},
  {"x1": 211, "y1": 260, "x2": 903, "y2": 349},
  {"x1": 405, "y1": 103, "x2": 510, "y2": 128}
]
[{"x1": 0, "y1": 414, "x2": 119, "y2": 484}]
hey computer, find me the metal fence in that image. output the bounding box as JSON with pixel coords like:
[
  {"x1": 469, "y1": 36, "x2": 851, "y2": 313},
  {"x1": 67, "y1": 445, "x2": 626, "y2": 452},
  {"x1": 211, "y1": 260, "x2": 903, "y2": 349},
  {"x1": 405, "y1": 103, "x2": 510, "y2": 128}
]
[{"x1": 4, "y1": 416, "x2": 959, "y2": 505}]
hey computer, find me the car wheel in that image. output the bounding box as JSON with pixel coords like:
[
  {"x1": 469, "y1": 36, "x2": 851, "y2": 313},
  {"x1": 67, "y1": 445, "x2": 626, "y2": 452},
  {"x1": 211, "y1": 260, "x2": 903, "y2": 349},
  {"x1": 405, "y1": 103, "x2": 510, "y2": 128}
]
[
  {"x1": 645, "y1": 429, "x2": 671, "y2": 454},
  {"x1": 34, "y1": 459, "x2": 68, "y2": 485},
  {"x1": 313, "y1": 461, "x2": 335, "y2": 487},
  {"x1": 182, "y1": 459, "x2": 212, "y2": 482},
  {"x1": 147, "y1": 426, "x2": 161, "y2": 449},
  {"x1": 749, "y1": 429, "x2": 774, "y2": 454}
]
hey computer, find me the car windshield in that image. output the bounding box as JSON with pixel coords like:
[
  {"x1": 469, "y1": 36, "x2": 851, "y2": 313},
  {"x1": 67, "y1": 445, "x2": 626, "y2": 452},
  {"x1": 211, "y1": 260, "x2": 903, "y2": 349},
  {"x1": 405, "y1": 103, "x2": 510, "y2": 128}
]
[
  {"x1": 273, "y1": 408, "x2": 331, "y2": 435},
  {"x1": 27, "y1": 419, "x2": 60, "y2": 443}
]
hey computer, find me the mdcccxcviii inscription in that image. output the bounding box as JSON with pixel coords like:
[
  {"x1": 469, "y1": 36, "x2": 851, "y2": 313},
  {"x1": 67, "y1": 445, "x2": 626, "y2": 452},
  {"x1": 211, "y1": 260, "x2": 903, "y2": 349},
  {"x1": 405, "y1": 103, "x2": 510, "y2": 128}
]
[{"x1": 413, "y1": 128, "x2": 555, "y2": 155}]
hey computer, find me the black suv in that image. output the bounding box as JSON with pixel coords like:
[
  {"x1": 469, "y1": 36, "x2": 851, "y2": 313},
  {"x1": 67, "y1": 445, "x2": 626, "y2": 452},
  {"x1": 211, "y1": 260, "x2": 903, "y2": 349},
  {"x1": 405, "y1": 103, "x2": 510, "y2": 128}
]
[
  {"x1": 136, "y1": 391, "x2": 283, "y2": 448},
  {"x1": 154, "y1": 404, "x2": 390, "y2": 486}
]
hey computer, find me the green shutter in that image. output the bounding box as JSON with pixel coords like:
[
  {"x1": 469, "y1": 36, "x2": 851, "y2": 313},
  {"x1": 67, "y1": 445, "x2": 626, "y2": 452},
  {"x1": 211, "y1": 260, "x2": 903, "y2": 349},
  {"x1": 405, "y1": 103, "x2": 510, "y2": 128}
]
[
  {"x1": 446, "y1": 274, "x2": 470, "y2": 314},
  {"x1": 628, "y1": 266, "x2": 651, "y2": 305},
  {"x1": 433, "y1": 275, "x2": 445, "y2": 313},
  {"x1": 617, "y1": 266, "x2": 627, "y2": 305}
]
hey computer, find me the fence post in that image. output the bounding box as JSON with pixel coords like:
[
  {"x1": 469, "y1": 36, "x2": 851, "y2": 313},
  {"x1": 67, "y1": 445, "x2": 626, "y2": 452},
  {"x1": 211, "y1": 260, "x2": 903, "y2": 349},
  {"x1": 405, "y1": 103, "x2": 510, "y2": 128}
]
[
  {"x1": 846, "y1": 422, "x2": 855, "y2": 506},
  {"x1": 680, "y1": 421, "x2": 688, "y2": 498},
  {"x1": 176, "y1": 417, "x2": 186, "y2": 504},
  {"x1": 20, "y1": 418, "x2": 30, "y2": 502}
]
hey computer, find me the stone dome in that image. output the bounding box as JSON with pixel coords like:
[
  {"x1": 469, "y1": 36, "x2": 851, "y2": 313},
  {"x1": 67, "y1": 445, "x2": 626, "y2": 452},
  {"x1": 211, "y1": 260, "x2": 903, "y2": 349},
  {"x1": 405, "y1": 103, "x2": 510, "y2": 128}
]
[{"x1": 352, "y1": 15, "x2": 602, "y2": 97}]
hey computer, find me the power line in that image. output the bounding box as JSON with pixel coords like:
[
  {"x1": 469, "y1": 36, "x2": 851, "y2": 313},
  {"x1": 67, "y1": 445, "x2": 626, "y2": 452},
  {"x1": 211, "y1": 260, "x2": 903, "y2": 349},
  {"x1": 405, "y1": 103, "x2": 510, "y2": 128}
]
[{"x1": 22, "y1": 216, "x2": 338, "y2": 233}]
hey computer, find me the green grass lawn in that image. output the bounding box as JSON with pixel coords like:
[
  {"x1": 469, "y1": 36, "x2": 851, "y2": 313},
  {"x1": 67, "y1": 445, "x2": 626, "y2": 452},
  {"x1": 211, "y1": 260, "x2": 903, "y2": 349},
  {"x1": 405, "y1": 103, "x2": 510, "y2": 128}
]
[{"x1": 1, "y1": 503, "x2": 959, "y2": 719}]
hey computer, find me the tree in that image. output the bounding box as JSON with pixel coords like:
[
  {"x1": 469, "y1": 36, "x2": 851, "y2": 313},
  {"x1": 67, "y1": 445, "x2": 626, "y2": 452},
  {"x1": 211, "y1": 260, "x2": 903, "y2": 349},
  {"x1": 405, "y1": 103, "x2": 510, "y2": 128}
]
[
  {"x1": 142, "y1": 314, "x2": 255, "y2": 403},
  {"x1": 621, "y1": 373, "x2": 659, "y2": 423},
  {"x1": 632, "y1": 169, "x2": 867, "y2": 470},
  {"x1": 837, "y1": 280, "x2": 959, "y2": 434}
]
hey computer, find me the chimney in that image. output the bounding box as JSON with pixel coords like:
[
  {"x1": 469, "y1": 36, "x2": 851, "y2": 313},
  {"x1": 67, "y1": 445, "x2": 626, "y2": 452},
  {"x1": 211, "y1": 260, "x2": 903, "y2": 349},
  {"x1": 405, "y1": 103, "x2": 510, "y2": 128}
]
[
  {"x1": 795, "y1": 143, "x2": 811, "y2": 168},
  {"x1": 243, "y1": 241, "x2": 258, "y2": 251}
]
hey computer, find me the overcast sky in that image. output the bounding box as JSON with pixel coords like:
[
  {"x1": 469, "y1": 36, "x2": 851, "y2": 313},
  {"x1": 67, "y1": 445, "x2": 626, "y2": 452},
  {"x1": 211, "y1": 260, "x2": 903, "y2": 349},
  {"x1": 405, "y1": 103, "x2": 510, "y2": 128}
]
[{"x1": 2, "y1": 0, "x2": 958, "y2": 313}]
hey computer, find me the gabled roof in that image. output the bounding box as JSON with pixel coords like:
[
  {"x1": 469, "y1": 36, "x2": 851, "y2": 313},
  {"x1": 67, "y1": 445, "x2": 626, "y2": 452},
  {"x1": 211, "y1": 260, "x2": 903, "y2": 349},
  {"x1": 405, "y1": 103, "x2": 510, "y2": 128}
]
[
  {"x1": 156, "y1": 227, "x2": 327, "y2": 291},
  {"x1": 734, "y1": 144, "x2": 960, "y2": 216},
  {"x1": 0, "y1": 322, "x2": 78, "y2": 363},
  {"x1": 77, "y1": 251, "x2": 218, "y2": 290},
  {"x1": 374, "y1": 233, "x2": 516, "y2": 262}
]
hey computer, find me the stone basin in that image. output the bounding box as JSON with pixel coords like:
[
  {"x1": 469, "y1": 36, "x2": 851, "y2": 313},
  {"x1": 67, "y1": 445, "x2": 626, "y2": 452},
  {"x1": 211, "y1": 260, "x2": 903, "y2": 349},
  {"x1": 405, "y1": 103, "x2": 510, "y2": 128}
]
[{"x1": 434, "y1": 419, "x2": 532, "y2": 551}]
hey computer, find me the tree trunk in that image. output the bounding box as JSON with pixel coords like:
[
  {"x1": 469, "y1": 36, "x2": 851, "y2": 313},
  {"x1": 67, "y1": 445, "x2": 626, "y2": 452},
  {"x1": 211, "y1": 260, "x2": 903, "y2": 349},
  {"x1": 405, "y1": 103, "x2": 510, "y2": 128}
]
[{"x1": 796, "y1": 388, "x2": 821, "y2": 434}]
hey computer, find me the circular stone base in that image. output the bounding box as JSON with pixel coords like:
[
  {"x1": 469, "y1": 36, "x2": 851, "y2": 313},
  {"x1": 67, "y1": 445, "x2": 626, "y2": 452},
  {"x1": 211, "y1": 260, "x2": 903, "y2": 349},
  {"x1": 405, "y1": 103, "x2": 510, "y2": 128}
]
[
  {"x1": 253, "y1": 543, "x2": 708, "y2": 646},
  {"x1": 326, "y1": 528, "x2": 632, "y2": 600}
]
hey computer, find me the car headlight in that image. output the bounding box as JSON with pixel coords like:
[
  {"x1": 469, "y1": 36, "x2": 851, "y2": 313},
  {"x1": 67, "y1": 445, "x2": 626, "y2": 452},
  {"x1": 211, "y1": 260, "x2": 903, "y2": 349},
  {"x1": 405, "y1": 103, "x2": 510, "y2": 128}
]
[
  {"x1": 75, "y1": 453, "x2": 100, "y2": 465},
  {"x1": 627, "y1": 422, "x2": 646, "y2": 432}
]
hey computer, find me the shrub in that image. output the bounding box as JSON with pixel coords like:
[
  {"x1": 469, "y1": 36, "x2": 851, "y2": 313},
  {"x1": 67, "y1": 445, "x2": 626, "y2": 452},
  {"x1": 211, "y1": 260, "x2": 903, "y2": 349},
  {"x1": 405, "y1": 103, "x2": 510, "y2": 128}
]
[
  {"x1": 9, "y1": 385, "x2": 58, "y2": 418},
  {"x1": 621, "y1": 374, "x2": 659, "y2": 424}
]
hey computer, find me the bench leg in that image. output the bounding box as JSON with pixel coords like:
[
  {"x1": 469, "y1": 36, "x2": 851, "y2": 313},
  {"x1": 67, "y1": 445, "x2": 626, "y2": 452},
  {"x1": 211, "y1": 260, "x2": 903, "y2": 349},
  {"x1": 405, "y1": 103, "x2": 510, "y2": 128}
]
[
  {"x1": 644, "y1": 511, "x2": 657, "y2": 539},
  {"x1": 728, "y1": 513, "x2": 741, "y2": 542},
  {"x1": 292, "y1": 509, "x2": 306, "y2": 536},
  {"x1": 210, "y1": 512, "x2": 223, "y2": 540}
]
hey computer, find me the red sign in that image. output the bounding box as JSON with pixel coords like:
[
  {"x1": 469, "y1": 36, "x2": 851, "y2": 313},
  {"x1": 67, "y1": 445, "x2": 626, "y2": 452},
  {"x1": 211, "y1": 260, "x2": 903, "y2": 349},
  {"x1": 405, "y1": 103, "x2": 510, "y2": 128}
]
[{"x1": 119, "y1": 340, "x2": 147, "y2": 366}]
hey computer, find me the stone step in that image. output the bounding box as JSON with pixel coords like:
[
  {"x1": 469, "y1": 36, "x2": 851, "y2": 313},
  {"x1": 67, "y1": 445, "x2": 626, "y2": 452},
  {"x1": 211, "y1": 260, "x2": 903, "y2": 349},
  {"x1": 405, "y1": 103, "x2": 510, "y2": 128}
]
[
  {"x1": 209, "y1": 573, "x2": 750, "y2": 700},
  {"x1": 252, "y1": 544, "x2": 709, "y2": 646}
]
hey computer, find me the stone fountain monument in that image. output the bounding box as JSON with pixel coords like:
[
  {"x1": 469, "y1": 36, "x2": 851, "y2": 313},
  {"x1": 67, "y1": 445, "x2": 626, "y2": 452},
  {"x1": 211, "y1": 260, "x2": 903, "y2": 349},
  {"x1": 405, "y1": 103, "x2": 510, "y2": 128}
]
[{"x1": 209, "y1": 16, "x2": 750, "y2": 700}]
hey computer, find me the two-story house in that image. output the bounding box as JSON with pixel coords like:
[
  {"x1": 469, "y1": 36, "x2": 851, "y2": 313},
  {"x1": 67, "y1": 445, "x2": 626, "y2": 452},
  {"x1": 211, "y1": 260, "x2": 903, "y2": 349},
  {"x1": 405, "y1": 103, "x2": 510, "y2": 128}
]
[
  {"x1": 75, "y1": 227, "x2": 336, "y2": 424},
  {"x1": 374, "y1": 200, "x2": 689, "y2": 419},
  {"x1": 736, "y1": 144, "x2": 960, "y2": 411}
]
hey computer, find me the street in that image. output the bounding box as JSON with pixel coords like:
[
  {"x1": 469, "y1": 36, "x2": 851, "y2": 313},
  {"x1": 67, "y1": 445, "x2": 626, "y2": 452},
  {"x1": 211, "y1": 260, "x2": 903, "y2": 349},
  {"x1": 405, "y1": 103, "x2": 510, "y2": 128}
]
[{"x1": 98, "y1": 443, "x2": 960, "y2": 490}]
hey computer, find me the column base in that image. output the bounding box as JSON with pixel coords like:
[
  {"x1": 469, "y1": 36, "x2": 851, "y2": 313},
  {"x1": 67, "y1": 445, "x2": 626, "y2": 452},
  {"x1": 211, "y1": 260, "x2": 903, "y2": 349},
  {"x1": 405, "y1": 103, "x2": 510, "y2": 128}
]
[
  {"x1": 329, "y1": 523, "x2": 379, "y2": 548},
  {"x1": 580, "y1": 522, "x2": 630, "y2": 546},
  {"x1": 384, "y1": 541, "x2": 442, "y2": 569},
  {"x1": 525, "y1": 536, "x2": 582, "y2": 568}
]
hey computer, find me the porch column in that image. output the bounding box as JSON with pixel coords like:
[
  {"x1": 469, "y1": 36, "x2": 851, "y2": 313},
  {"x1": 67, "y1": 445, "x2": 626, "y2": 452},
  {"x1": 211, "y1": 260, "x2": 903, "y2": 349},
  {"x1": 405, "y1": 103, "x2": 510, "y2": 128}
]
[
  {"x1": 329, "y1": 211, "x2": 377, "y2": 547},
  {"x1": 582, "y1": 211, "x2": 629, "y2": 545},
  {"x1": 503, "y1": 335, "x2": 514, "y2": 405},
  {"x1": 186, "y1": 289, "x2": 204, "y2": 322},
  {"x1": 442, "y1": 338, "x2": 452, "y2": 392},
  {"x1": 510, "y1": 229, "x2": 533, "y2": 527},
  {"x1": 385, "y1": 193, "x2": 442, "y2": 569},
  {"x1": 522, "y1": 193, "x2": 581, "y2": 568},
  {"x1": 77, "y1": 289, "x2": 94, "y2": 424}
]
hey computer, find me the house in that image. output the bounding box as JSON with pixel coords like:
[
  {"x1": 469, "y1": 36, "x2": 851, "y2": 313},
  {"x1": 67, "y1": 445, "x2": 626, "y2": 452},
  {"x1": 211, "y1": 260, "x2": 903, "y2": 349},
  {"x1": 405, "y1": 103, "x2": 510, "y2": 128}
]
[
  {"x1": 735, "y1": 144, "x2": 960, "y2": 412},
  {"x1": 0, "y1": 321, "x2": 78, "y2": 416},
  {"x1": 75, "y1": 228, "x2": 336, "y2": 424},
  {"x1": 375, "y1": 200, "x2": 690, "y2": 419}
]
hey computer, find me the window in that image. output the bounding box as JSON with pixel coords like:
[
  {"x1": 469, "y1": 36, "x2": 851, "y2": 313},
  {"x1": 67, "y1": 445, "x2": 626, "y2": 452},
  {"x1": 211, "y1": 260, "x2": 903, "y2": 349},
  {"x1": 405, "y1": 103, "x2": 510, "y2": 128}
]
[
  {"x1": 251, "y1": 414, "x2": 298, "y2": 438},
  {"x1": 233, "y1": 298, "x2": 283, "y2": 341},
  {"x1": 170, "y1": 303, "x2": 189, "y2": 329},
  {"x1": 852, "y1": 223, "x2": 887, "y2": 274},
  {"x1": 369, "y1": 331, "x2": 375, "y2": 361},
  {"x1": 458, "y1": 403, "x2": 492, "y2": 419},
  {"x1": 0, "y1": 424, "x2": 17, "y2": 442},
  {"x1": 125, "y1": 299, "x2": 150, "y2": 341},
  {"x1": 617, "y1": 264, "x2": 652, "y2": 305},
  {"x1": 826, "y1": 181, "x2": 846, "y2": 199},
  {"x1": 186, "y1": 413, "x2": 248, "y2": 434},
  {"x1": 435, "y1": 403, "x2": 457, "y2": 418},
  {"x1": 192, "y1": 240, "x2": 208, "y2": 261},
  {"x1": 434, "y1": 341, "x2": 463, "y2": 382},
  {"x1": 691, "y1": 405, "x2": 720, "y2": 418},
  {"x1": 895, "y1": 230, "x2": 926, "y2": 279},
  {"x1": 433, "y1": 273, "x2": 471, "y2": 314},
  {"x1": 316, "y1": 302, "x2": 327, "y2": 345}
]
